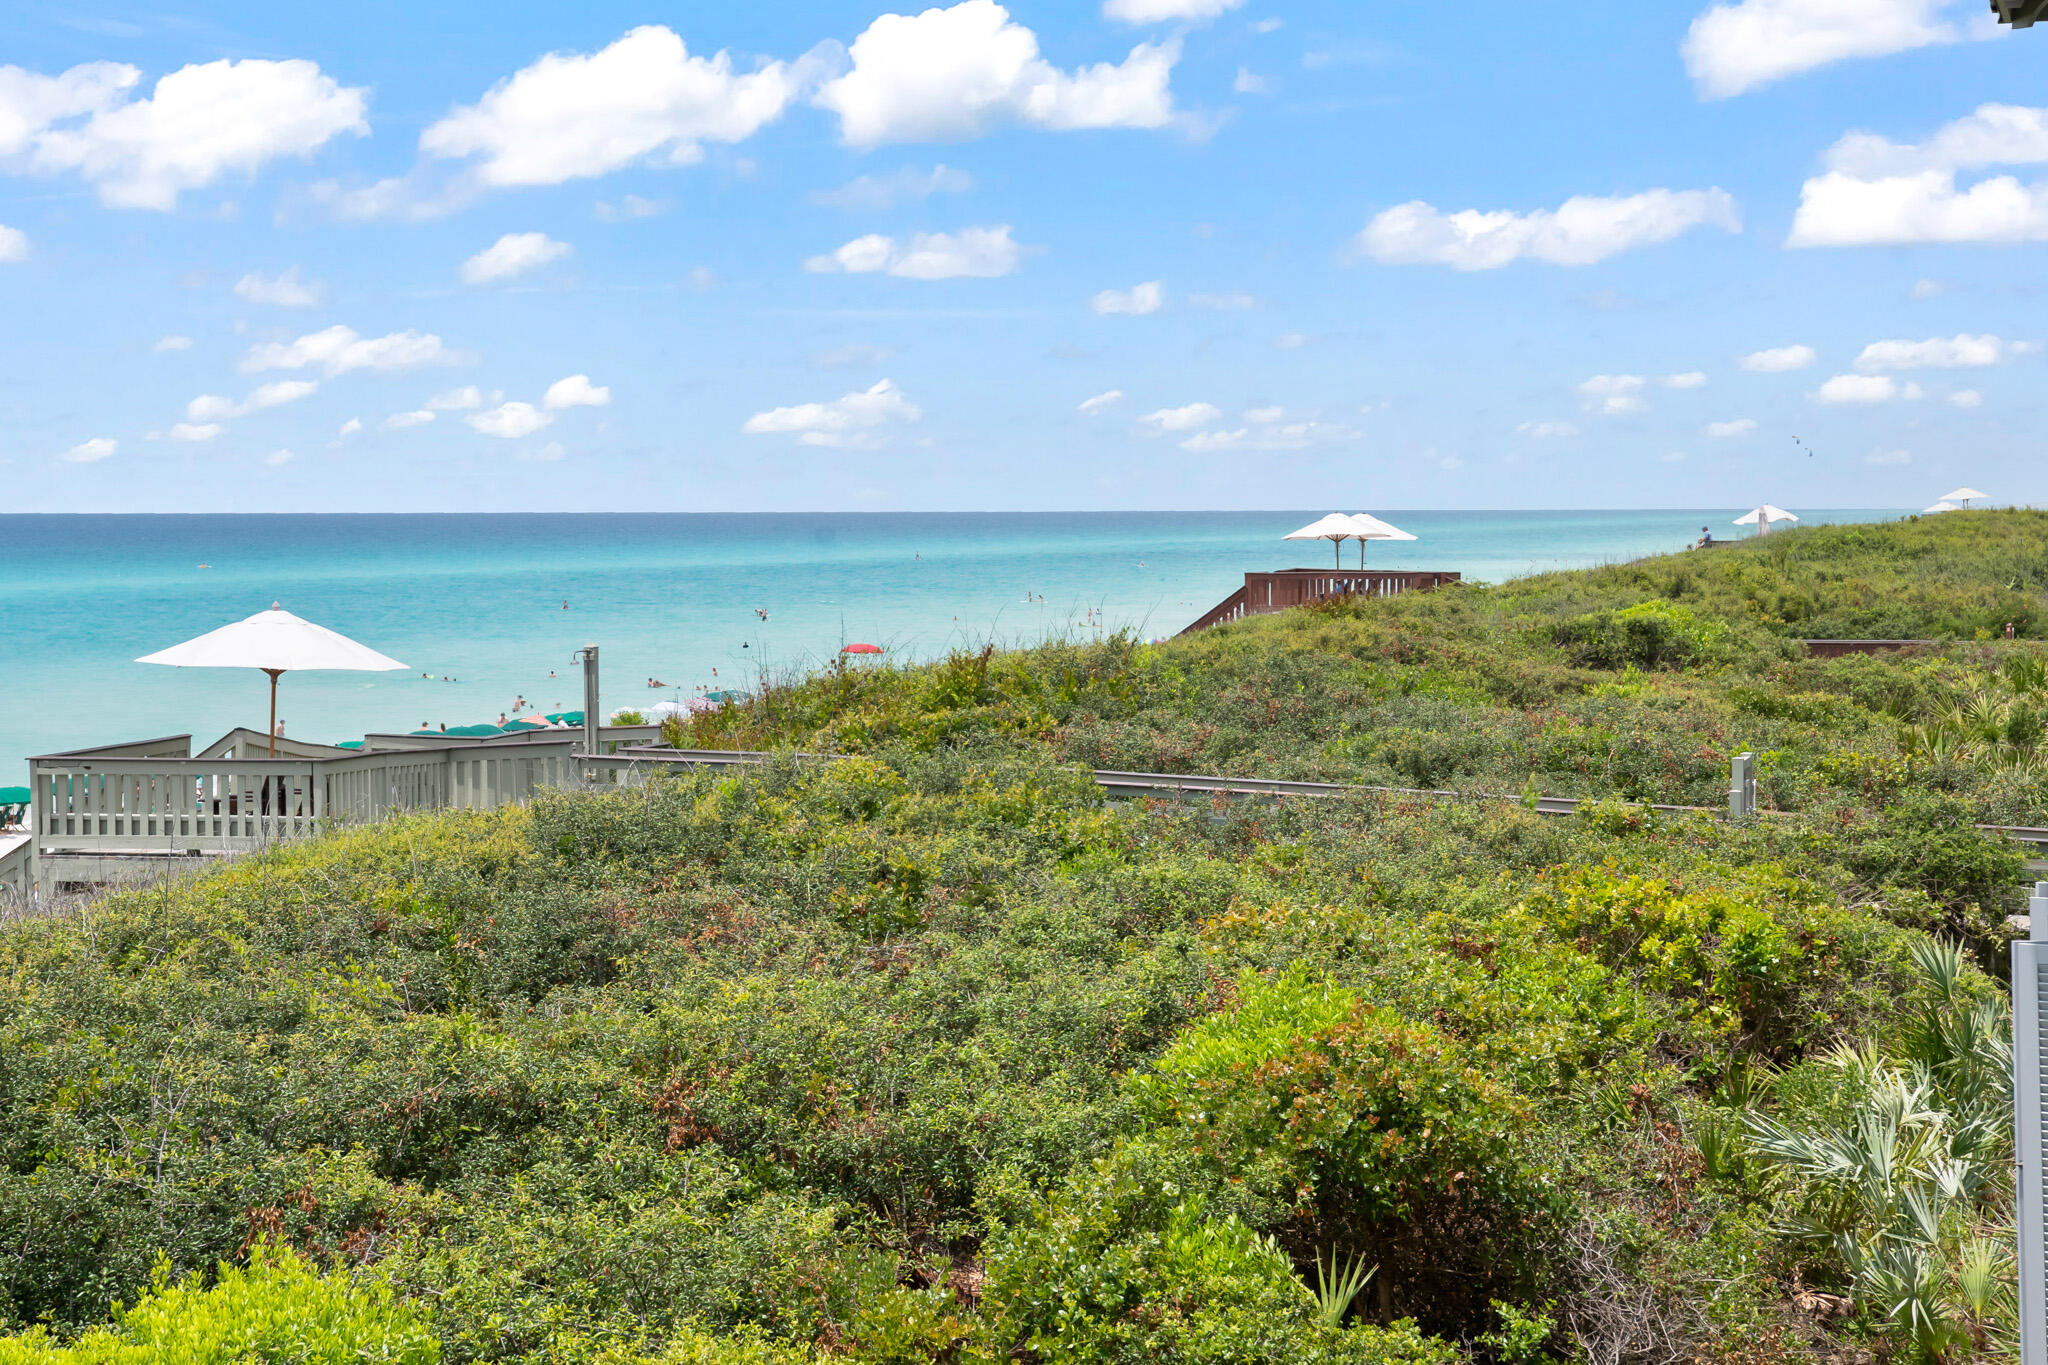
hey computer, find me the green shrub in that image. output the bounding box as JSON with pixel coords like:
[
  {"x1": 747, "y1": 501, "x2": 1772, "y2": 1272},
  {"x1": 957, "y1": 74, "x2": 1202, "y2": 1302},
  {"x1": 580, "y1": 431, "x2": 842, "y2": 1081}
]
[
  {"x1": 0, "y1": 1245, "x2": 436, "y2": 1364},
  {"x1": 1553, "y1": 600, "x2": 1731, "y2": 670},
  {"x1": 983, "y1": 1152, "x2": 1456, "y2": 1365},
  {"x1": 1514, "y1": 865, "x2": 1808, "y2": 1044}
]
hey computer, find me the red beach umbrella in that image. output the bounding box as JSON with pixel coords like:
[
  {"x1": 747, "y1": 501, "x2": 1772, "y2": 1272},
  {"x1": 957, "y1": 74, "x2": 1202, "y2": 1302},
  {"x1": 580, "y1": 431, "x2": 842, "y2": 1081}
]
[{"x1": 841, "y1": 643, "x2": 883, "y2": 654}]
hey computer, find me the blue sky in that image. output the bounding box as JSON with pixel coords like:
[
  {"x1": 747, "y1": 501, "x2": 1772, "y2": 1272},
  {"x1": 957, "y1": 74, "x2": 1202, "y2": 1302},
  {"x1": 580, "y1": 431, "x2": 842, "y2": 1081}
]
[{"x1": 2, "y1": 0, "x2": 2045, "y2": 513}]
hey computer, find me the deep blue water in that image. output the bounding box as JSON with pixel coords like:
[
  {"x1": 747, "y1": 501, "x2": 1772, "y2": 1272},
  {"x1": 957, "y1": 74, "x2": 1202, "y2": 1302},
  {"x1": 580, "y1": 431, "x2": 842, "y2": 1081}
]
[{"x1": 0, "y1": 510, "x2": 1905, "y2": 777}]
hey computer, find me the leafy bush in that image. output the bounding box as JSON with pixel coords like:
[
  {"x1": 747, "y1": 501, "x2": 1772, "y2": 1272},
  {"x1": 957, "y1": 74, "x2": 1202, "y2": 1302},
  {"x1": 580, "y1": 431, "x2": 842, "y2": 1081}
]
[
  {"x1": 1514, "y1": 866, "x2": 1801, "y2": 1042},
  {"x1": 1553, "y1": 600, "x2": 1732, "y2": 670},
  {"x1": 0, "y1": 1245, "x2": 436, "y2": 1364}
]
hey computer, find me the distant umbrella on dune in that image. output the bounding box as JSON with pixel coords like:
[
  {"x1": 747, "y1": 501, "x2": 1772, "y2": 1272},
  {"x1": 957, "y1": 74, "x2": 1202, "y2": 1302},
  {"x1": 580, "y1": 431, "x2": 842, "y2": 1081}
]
[
  {"x1": 1733, "y1": 505, "x2": 1798, "y2": 536},
  {"x1": 1941, "y1": 487, "x2": 1987, "y2": 507},
  {"x1": 842, "y1": 643, "x2": 883, "y2": 655},
  {"x1": 1923, "y1": 500, "x2": 1959, "y2": 515}
]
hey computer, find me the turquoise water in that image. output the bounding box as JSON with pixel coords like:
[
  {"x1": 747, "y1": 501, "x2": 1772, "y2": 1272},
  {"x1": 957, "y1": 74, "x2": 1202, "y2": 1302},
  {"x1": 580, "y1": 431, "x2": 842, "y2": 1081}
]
[{"x1": 0, "y1": 510, "x2": 1905, "y2": 778}]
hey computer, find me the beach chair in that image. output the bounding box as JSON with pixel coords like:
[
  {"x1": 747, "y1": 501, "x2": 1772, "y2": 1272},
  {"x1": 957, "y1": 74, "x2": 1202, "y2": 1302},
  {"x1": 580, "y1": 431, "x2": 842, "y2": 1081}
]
[{"x1": 0, "y1": 785, "x2": 28, "y2": 831}]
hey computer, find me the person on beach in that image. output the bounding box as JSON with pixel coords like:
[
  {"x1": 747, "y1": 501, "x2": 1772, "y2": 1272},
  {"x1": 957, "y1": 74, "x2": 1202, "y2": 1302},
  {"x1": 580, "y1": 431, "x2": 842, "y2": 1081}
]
[
  {"x1": 2006, "y1": 621, "x2": 2017, "y2": 640},
  {"x1": 497, "y1": 713, "x2": 508, "y2": 726}
]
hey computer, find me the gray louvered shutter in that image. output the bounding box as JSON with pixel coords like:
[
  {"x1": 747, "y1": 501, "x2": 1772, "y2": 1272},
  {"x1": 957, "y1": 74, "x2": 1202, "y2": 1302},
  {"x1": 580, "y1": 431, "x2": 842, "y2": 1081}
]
[{"x1": 2018, "y1": 883, "x2": 2047, "y2": 1365}]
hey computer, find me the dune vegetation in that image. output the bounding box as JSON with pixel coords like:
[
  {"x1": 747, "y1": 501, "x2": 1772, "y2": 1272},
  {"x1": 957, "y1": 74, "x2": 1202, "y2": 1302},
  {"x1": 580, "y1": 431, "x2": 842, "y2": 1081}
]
[{"x1": 2, "y1": 510, "x2": 2043, "y2": 1364}]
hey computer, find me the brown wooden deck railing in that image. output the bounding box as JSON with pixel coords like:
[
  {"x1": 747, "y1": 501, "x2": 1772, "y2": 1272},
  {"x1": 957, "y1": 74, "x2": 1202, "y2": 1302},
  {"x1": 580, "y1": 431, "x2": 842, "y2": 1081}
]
[{"x1": 1180, "y1": 569, "x2": 1462, "y2": 634}]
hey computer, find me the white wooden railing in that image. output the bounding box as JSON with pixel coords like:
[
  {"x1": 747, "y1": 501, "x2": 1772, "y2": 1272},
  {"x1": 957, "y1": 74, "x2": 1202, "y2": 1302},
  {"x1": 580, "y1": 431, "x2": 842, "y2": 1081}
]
[{"x1": 23, "y1": 727, "x2": 663, "y2": 863}]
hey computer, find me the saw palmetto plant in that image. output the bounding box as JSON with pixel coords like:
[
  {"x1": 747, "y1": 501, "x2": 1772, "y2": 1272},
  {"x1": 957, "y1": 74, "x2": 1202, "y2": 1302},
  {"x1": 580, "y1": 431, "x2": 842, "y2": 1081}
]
[{"x1": 1742, "y1": 942, "x2": 2014, "y2": 1363}]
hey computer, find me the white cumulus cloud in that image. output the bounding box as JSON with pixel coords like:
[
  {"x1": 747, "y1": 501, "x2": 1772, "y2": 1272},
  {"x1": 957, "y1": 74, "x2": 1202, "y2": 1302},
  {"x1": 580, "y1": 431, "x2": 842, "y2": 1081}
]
[
  {"x1": 337, "y1": 417, "x2": 362, "y2": 436},
  {"x1": 544, "y1": 373, "x2": 611, "y2": 408},
  {"x1": 0, "y1": 224, "x2": 26, "y2": 261},
  {"x1": 426, "y1": 385, "x2": 490, "y2": 410},
  {"x1": 383, "y1": 409, "x2": 435, "y2": 429},
  {"x1": 1138, "y1": 401, "x2": 1221, "y2": 432},
  {"x1": 1517, "y1": 420, "x2": 1581, "y2": 438},
  {"x1": 467, "y1": 401, "x2": 554, "y2": 439},
  {"x1": 233, "y1": 267, "x2": 321, "y2": 306},
  {"x1": 461, "y1": 231, "x2": 572, "y2": 284},
  {"x1": 1790, "y1": 105, "x2": 2048, "y2": 247},
  {"x1": 1739, "y1": 344, "x2": 1817, "y2": 372},
  {"x1": 1816, "y1": 374, "x2": 1922, "y2": 403},
  {"x1": 1104, "y1": 0, "x2": 1244, "y2": 21},
  {"x1": 1950, "y1": 389, "x2": 1984, "y2": 407},
  {"x1": 13, "y1": 57, "x2": 366, "y2": 209},
  {"x1": 805, "y1": 225, "x2": 1024, "y2": 279},
  {"x1": 63, "y1": 436, "x2": 117, "y2": 463},
  {"x1": 816, "y1": 1, "x2": 1179, "y2": 147},
  {"x1": 419, "y1": 26, "x2": 804, "y2": 186},
  {"x1": 1091, "y1": 281, "x2": 1164, "y2": 315},
  {"x1": 810, "y1": 164, "x2": 973, "y2": 210},
  {"x1": 241, "y1": 325, "x2": 460, "y2": 376},
  {"x1": 1078, "y1": 389, "x2": 1124, "y2": 415},
  {"x1": 594, "y1": 193, "x2": 669, "y2": 220},
  {"x1": 742, "y1": 377, "x2": 921, "y2": 447},
  {"x1": 1180, "y1": 414, "x2": 1354, "y2": 452},
  {"x1": 1854, "y1": 333, "x2": 2007, "y2": 370},
  {"x1": 153, "y1": 334, "x2": 193, "y2": 352},
  {"x1": 169, "y1": 422, "x2": 221, "y2": 441},
  {"x1": 1706, "y1": 418, "x2": 1758, "y2": 437},
  {"x1": 1682, "y1": 0, "x2": 1963, "y2": 100},
  {"x1": 1355, "y1": 188, "x2": 1739, "y2": 269},
  {"x1": 1578, "y1": 374, "x2": 1649, "y2": 415},
  {"x1": 1663, "y1": 371, "x2": 1709, "y2": 389},
  {"x1": 185, "y1": 379, "x2": 319, "y2": 423}
]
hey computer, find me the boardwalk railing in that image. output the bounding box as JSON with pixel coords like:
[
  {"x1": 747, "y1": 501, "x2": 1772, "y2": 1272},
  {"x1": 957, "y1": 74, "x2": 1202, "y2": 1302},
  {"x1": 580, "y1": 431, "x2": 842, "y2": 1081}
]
[
  {"x1": 22, "y1": 725, "x2": 660, "y2": 879},
  {"x1": 1181, "y1": 569, "x2": 1462, "y2": 634},
  {"x1": 21, "y1": 728, "x2": 2048, "y2": 903}
]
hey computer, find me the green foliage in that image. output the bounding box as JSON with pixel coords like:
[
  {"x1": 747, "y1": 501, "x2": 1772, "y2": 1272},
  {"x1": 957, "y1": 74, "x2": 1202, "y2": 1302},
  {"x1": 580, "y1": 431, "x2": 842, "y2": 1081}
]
[
  {"x1": 1130, "y1": 971, "x2": 1537, "y2": 1225},
  {"x1": 1740, "y1": 942, "x2": 2014, "y2": 1363},
  {"x1": 0, "y1": 1245, "x2": 436, "y2": 1364},
  {"x1": 1475, "y1": 1300, "x2": 1554, "y2": 1365},
  {"x1": 1514, "y1": 866, "x2": 1801, "y2": 1042},
  {"x1": 1554, "y1": 600, "x2": 1731, "y2": 670},
  {"x1": 1311, "y1": 1250, "x2": 1375, "y2": 1331},
  {"x1": 6, "y1": 512, "x2": 2046, "y2": 1363}
]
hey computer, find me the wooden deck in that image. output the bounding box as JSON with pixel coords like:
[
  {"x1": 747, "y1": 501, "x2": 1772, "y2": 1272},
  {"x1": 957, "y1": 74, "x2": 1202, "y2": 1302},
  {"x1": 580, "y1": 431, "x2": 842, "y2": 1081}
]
[
  {"x1": 1180, "y1": 568, "x2": 1462, "y2": 634},
  {"x1": 10, "y1": 723, "x2": 661, "y2": 900}
]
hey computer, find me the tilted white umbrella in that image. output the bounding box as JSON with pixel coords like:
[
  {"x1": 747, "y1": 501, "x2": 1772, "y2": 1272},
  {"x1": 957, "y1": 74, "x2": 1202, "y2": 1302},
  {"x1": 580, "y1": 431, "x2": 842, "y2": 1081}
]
[
  {"x1": 1285, "y1": 513, "x2": 1364, "y2": 567},
  {"x1": 137, "y1": 604, "x2": 407, "y2": 756},
  {"x1": 1941, "y1": 486, "x2": 1987, "y2": 507},
  {"x1": 1923, "y1": 500, "x2": 1960, "y2": 515},
  {"x1": 1733, "y1": 504, "x2": 1799, "y2": 536}
]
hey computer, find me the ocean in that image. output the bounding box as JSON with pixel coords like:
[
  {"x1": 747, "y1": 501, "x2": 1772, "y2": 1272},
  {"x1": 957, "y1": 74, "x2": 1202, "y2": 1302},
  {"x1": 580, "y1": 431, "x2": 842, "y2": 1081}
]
[{"x1": 0, "y1": 509, "x2": 1905, "y2": 778}]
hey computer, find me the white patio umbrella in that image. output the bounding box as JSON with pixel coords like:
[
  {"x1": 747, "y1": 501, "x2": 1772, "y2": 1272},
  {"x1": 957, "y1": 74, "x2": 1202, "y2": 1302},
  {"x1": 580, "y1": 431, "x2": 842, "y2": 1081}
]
[
  {"x1": 1342, "y1": 512, "x2": 1417, "y2": 567},
  {"x1": 1923, "y1": 500, "x2": 1960, "y2": 514},
  {"x1": 1941, "y1": 486, "x2": 1987, "y2": 507},
  {"x1": 1733, "y1": 504, "x2": 1799, "y2": 536},
  {"x1": 136, "y1": 604, "x2": 407, "y2": 756},
  {"x1": 1284, "y1": 513, "x2": 1363, "y2": 567}
]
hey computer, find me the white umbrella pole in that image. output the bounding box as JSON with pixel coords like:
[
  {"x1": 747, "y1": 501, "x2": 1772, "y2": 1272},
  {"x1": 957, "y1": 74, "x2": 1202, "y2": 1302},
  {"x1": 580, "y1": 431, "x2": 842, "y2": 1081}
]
[{"x1": 264, "y1": 668, "x2": 283, "y2": 757}]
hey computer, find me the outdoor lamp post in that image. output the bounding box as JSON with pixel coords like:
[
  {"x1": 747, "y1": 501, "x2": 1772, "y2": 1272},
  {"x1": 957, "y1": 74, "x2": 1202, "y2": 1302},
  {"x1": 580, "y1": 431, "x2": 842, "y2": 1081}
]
[{"x1": 1993, "y1": 0, "x2": 2047, "y2": 26}]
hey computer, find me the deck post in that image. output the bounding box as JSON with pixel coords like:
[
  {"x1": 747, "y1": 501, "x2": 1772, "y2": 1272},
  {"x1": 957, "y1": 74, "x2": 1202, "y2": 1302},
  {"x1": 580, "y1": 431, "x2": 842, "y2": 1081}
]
[
  {"x1": 577, "y1": 646, "x2": 601, "y2": 761},
  {"x1": 1727, "y1": 753, "x2": 1756, "y2": 820}
]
